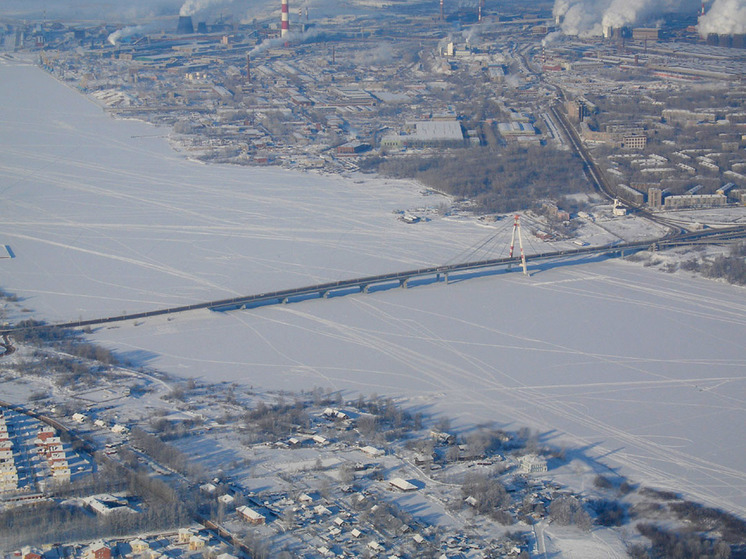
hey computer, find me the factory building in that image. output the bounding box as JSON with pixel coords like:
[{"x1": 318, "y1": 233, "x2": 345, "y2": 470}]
[
  {"x1": 632, "y1": 28, "x2": 660, "y2": 41},
  {"x1": 380, "y1": 120, "x2": 465, "y2": 149},
  {"x1": 706, "y1": 34, "x2": 746, "y2": 49},
  {"x1": 498, "y1": 121, "x2": 538, "y2": 139}
]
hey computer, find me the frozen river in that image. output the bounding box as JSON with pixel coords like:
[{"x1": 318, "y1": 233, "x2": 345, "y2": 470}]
[{"x1": 1, "y1": 58, "x2": 746, "y2": 517}]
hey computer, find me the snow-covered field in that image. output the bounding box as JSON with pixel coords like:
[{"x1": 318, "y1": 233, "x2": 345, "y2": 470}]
[{"x1": 2, "y1": 59, "x2": 746, "y2": 521}]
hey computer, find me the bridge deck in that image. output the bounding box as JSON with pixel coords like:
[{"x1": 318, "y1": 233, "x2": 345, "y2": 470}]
[{"x1": 10, "y1": 225, "x2": 746, "y2": 332}]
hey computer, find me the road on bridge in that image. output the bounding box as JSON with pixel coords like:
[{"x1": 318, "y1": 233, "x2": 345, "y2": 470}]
[{"x1": 6, "y1": 225, "x2": 745, "y2": 335}]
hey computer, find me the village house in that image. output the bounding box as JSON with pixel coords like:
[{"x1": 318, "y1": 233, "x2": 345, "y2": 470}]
[{"x1": 237, "y1": 504, "x2": 266, "y2": 525}]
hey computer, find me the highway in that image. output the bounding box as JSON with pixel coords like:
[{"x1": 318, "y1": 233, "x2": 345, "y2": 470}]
[{"x1": 7, "y1": 225, "x2": 745, "y2": 334}]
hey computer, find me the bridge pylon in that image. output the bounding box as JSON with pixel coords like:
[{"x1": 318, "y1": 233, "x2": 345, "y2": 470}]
[{"x1": 509, "y1": 215, "x2": 529, "y2": 276}]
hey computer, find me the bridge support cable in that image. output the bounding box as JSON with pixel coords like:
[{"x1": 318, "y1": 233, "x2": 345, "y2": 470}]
[
  {"x1": 509, "y1": 215, "x2": 529, "y2": 276},
  {"x1": 443, "y1": 218, "x2": 516, "y2": 267}
]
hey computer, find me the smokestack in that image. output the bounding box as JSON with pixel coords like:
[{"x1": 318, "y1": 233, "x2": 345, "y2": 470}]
[
  {"x1": 440, "y1": 0, "x2": 444, "y2": 21},
  {"x1": 177, "y1": 15, "x2": 194, "y2": 34},
  {"x1": 281, "y1": 0, "x2": 289, "y2": 37},
  {"x1": 701, "y1": 1, "x2": 706, "y2": 16},
  {"x1": 247, "y1": 54, "x2": 251, "y2": 84},
  {"x1": 478, "y1": 0, "x2": 482, "y2": 23}
]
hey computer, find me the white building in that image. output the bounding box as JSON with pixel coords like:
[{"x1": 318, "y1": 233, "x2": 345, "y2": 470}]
[
  {"x1": 519, "y1": 454, "x2": 548, "y2": 474},
  {"x1": 389, "y1": 478, "x2": 417, "y2": 492}
]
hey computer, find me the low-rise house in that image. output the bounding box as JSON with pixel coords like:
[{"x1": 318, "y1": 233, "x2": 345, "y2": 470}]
[
  {"x1": 298, "y1": 492, "x2": 316, "y2": 504},
  {"x1": 218, "y1": 493, "x2": 235, "y2": 507},
  {"x1": 237, "y1": 505, "x2": 266, "y2": 525},
  {"x1": 85, "y1": 541, "x2": 112, "y2": 559},
  {"x1": 178, "y1": 528, "x2": 197, "y2": 543},
  {"x1": 314, "y1": 504, "x2": 332, "y2": 515},
  {"x1": 360, "y1": 445, "x2": 384, "y2": 458},
  {"x1": 21, "y1": 547, "x2": 43, "y2": 559},
  {"x1": 129, "y1": 539, "x2": 149, "y2": 553},
  {"x1": 188, "y1": 535, "x2": 207, "y2": 551},
  {"x1": 519, "y1": 454, "x2": 548, "y2": 474},
  {"x1": 389, "y1": 478, "x2": 417, "y2": 492}
]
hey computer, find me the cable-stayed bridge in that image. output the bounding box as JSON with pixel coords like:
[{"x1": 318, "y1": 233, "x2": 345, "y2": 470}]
[{"x1": 14, "y1": 223, "x2": 743, "y2": 333}]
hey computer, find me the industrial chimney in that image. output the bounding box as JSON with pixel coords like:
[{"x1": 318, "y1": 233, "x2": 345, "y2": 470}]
[
  {"x1": 281, "y1": 0, "x2": 290, "y2": 37},
  {"x1": 177, "y1": 16, "x2": 194, "y2": 34}
]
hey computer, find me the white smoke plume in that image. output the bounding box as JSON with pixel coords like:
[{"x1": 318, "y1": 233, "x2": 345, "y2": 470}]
[
  {"x1": 554, "y1": 0, "x2": 612, "y2": 36},
  {"x1": 698, "y1": 0, "x2": 746, "y2": 36},
  {"x1": 353, "y1": 44, "x2": 395, "y2": 65},
  {"x1": 554, "y1": 0, "x2": 701, "y2": 36},
  {"x1": 542, "y1": 30, "x2": 564, "y2": 47},
  {"x1": 249, "y1": 28, "x2": 325, "y2": 55},
  {"x1": 603, "y1": 0, "x2": 699, "y2": 30},
  {"x1": 107, "y1": 25, "x2": 147, "y2": 45},
  {"x1": 180, "y1": 0, "x2": 233, "y2": 17}
]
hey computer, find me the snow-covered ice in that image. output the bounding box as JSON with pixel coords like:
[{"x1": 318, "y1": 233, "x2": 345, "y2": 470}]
[{"x1": 1, "y1": 60, "x2": 746, "y2": 519}]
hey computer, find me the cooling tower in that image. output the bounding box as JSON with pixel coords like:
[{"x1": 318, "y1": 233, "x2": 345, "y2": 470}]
[{"x1": 177, "y1": 16, "x2": 194, "y2": 34}]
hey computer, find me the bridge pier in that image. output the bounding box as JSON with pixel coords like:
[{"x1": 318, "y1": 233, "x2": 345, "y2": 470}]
[
  {"x1": 282, "y1": 297, "x2": 289, "y2": 304},
  {"x1": 321, "y1": 290, "x2": 330, "y2": 299},
  {"x1": 361, "y1": 284, "x2": 369, "y2": 294},
  {"x1": 444, "y1": 272, "x2": 449, "y2": 284},
  {"x1": 399, "y1": 278, "x2": 409, "y2": 288}
]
